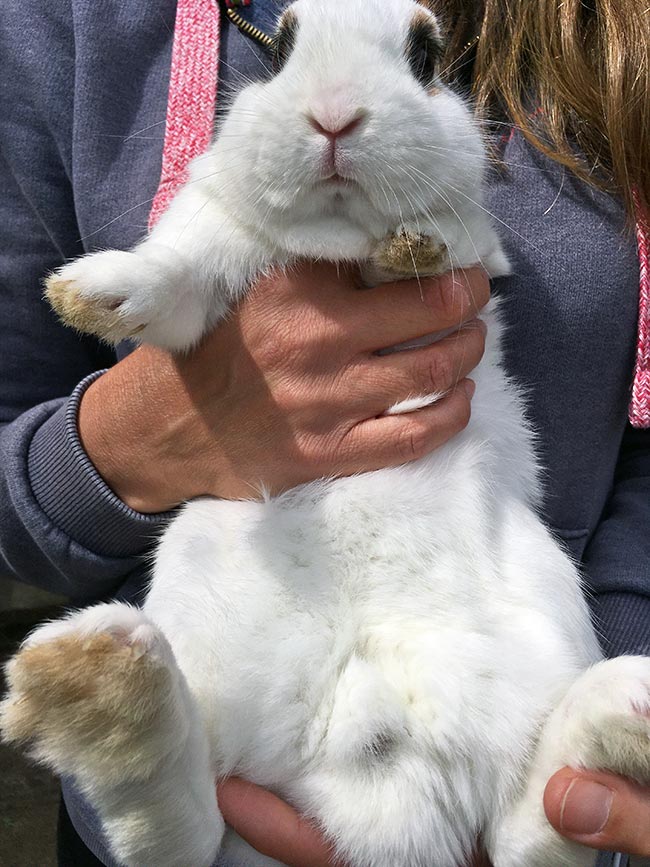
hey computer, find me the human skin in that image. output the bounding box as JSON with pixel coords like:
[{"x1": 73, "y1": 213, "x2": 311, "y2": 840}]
[
  {"x1": 544, "y1": 768, "x2": 650, "y2": 858},
  {"x1": 216, "y1": 777, "x2": 491, "y2": 867},
  {"x1": 78, "y1": 262, "x2": 489, "y2": 512},
  {"x1": 217, "y1": 771, "x2": 650, "y2": 865}
]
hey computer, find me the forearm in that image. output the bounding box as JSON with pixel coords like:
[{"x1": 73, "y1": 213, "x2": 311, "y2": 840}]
[{"x1": 0, "y1": 377, "x2": 172, "y2": 600}]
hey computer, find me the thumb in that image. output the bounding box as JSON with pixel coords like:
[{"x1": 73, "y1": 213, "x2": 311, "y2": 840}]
[{"x1": 544, "y1": 767, "x2": 650, "y2": 857}]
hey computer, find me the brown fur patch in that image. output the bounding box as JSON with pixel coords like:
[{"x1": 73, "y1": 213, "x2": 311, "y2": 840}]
[
  {"x1": 44, "y1": 275, "x2": 144, "y2": 343},
  {"x1": 277, "y1": 7, "x2": 297, "y2": 29},
  {"x1": 414, "y1": 0, "x2": 437, "y2": 12},
  {"x1": 410, "y1": 5, "x2": 443, "y2": 44},
  {"x1": 2, "y1": 633, "x2": 169, "y2": 744},
  {"x1": 412, "y1": 7, "x2": 434, "y2": 27},
  {"x1": 371, "y1": 231, "x2": 448, "y2": 279},
  {"x1": 590, "y1": 713, "x2": 650, "y2": 784},
  {"x1": 408, "y1": 7, "x2": 443, "y2": 94}
]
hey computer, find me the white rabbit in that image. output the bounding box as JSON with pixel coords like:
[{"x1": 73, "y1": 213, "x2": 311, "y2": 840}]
[{"x1": 3, "y1": 1, "x2": 650, "y2": 866}]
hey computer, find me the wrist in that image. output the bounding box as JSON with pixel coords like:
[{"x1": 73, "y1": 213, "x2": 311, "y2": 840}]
[
  {"x1": 77, "y1": 353, "x2": 190, "y2": 513},
  {"x1": 24, "y1": 379, "x2": 171, "y2": 563}
]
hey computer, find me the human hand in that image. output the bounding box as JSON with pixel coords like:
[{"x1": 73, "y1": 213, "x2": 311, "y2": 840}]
[
  {"x1": 78, "y1": 262, "x2": 489, "y2": 512},
  {"x1": 544, "y1": 767, "x2": 650, "y2": 857},
  {"x1": 217, "y1": 778, "x2": 490, "y2": 867},
  {"x1": 217, "y1": 778, "x2": 342, "y2": 867}
]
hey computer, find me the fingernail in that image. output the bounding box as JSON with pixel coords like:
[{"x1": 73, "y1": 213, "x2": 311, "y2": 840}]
[
  {"x1": 463, "y1": 379, "x2": 476, "y2": 399},
  {"x1": 560, "y1": 780, "x2": 613, "y2": 835}
]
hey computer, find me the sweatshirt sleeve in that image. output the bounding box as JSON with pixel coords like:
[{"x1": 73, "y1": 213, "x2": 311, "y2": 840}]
[
  {"x1": 0, "y1": 5, "x2": 171, "y2": 601},
  {"x1": 1, "y1": 390, "x2": 172, "y2": 601},
  {"x1": 583, "y1": 425, "x2": 650, "y2": 658}
]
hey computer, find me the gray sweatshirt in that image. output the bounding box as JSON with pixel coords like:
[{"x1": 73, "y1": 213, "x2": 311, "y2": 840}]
[{"x1": 0, "y1": 1, "x2": 647, "y2": 864}]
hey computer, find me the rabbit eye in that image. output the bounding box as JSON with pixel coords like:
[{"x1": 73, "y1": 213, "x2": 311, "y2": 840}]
[
  {"x1": 272, "y1": 11, "x2": 298, "y2": 73},
  {"x1": 406, "y1": 19, "x2": 443, "y2": 89}
]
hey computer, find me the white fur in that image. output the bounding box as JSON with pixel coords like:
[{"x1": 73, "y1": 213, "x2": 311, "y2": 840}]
[{"x1": 6, "y1": 2, "x2": 650, "y2": 866}]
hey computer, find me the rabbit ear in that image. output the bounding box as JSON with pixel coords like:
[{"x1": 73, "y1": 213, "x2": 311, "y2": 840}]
[
  {"x1": 413, "y1": 1, "x2": 442, "y2": 32},
  {"x1": 272, "y1": 8, "x2": 299, "y2": 73}
]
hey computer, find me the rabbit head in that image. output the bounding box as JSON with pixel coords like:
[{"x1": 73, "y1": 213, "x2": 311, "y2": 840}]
[{"x1": 203, "y1": 0, "x2": 489, "y2": 261}]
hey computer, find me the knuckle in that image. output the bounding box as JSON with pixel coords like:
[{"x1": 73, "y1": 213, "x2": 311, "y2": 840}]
[
  {"x1": 427, "y1": 273, "x2": 466, "y2": 320},
  {"x1": 396, "y1": 421, "x2": 430, "y2": 462},
  {"x1": 268, "y1": 370, "x2": 292, "y2": 403},
  {"x1": 289, "y1": 431, "x2": 321, "y2": 470},
  {"x1": 423, "y1": 350, "x2": 454, "y2": 392},
  {"x1": 428, "y1": 269, "x2": 491, "y2": 322},
  {"x1": 326, "y1": 362, "x2": 369, "y2": 410}
]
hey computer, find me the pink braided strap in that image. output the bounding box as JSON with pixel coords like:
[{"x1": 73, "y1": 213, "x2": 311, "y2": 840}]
[
  {"x1": 630, "y1": 192, "x2": 650, "y2": 428},
  {"x1": 148, "y1": 0, "x2": 221, "y2": 230}
]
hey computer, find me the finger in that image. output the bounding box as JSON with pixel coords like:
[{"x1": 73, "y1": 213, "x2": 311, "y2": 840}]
[
  {"x1": 350, "y1": 268, "x2": 490, "y2": 353},
  {"x1": 544, "y1": 767, "x2": 650, "y2": 857},
  {"x1": 342, "y1": 379, "x2": 475, "y2": 471},
  {"x1": 349, "y1": 320, "x2": 486, "y2": 416},
  {"x1": 217, "y1": 778, "x2": 342, "y2": 867}
]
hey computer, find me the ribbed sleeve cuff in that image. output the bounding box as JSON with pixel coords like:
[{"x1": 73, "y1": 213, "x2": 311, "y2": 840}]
[
  {"x1": 27, "y1": 371, "x2": 175, "y2": 558},
  {"x1": 590, "y1": 592, "x2": 650, "y2": 658}
]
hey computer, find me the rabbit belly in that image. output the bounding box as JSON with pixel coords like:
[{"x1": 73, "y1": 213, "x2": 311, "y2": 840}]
[{"x1": 144, "y1": 443, "x2": 600, "y2": 867}]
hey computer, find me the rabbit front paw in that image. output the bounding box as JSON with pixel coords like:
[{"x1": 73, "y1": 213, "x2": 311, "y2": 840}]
[
  {"x1": 45, "y1": 246, "x2": 205, "y2": 350},
  {"x1": 45, "y1": 251, "x2": 160, "y2": 343},
  {"x1": 366, "y1": 226, "x2": 449, "y2": 284}
]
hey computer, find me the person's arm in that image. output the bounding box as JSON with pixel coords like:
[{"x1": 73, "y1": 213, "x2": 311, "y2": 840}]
[
  {"x1": 76, "y1": 265, "x2": 487, "y2": 512},
  {"x1": 0, "y1": 380, "x2": 174, "y2": 601}
]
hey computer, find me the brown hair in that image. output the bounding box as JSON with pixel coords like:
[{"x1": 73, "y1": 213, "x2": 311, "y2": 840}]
[{"x1": 436, "y1": 0, "x2": 649, "y2": 222}]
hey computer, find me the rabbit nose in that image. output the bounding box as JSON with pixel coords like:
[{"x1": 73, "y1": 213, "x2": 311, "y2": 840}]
[{"x1": 308, "y1": 110, "x2": 367, "y2": 141}]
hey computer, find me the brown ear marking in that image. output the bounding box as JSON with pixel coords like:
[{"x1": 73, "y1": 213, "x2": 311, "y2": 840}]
[
  {"x1": 277, "y1": 7, "x2": 297, "y2": 29},
  {"x1": 412, "y1": 2, "x2": 443, "y2": 40}
]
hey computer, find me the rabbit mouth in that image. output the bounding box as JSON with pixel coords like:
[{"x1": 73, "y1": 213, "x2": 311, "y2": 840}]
[{"x1": 321, "y1": 173, "x2": 355, "y2": 185}]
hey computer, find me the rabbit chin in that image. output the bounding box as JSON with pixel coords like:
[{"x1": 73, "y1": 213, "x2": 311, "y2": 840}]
[
  {"x1": 264, "y1": 214, "x2": 379, "y2": 261},
  {"x1": 255, "y1": 188, "x2": 393, "y2": 260}
]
